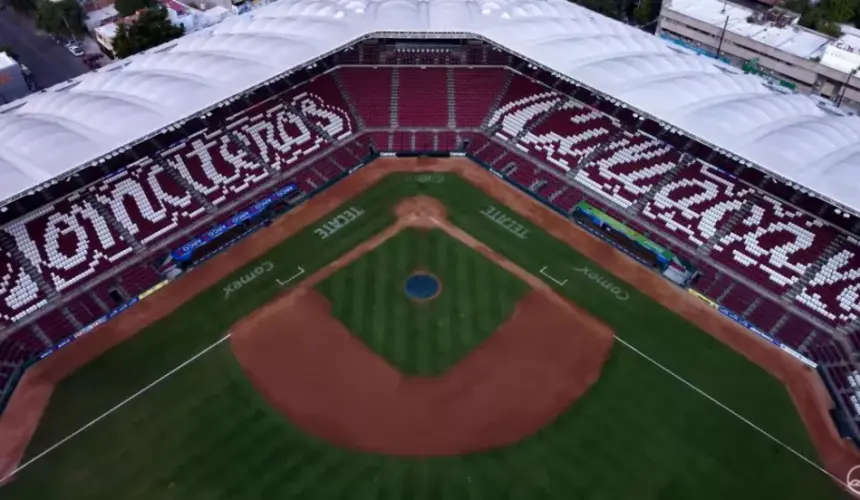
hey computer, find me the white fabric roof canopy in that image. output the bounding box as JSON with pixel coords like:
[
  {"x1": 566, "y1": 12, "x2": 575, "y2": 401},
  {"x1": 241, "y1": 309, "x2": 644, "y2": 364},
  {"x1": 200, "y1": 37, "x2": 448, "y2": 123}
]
[{"x1": 1, "y1": 0, "x2": 859, "y2": 212}]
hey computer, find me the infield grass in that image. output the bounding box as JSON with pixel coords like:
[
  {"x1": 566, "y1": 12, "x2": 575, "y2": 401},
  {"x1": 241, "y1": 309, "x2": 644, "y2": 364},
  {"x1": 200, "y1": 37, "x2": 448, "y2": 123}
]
[
  {"x1": 1, "y1": 168, "x2": 847, "y2": 499},
  {"x1": 317, "y1": 228, "x2": 528, "y2": 375}
]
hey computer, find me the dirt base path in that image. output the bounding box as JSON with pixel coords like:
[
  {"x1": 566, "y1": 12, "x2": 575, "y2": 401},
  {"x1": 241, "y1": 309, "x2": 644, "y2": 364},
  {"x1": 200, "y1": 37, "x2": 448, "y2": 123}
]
[
  {"x1": 0, "y1": 158, "x2": 857, "y2": 486},
  {"x1": 230, "y1": 197, "x2": 614, "y2": 456}
]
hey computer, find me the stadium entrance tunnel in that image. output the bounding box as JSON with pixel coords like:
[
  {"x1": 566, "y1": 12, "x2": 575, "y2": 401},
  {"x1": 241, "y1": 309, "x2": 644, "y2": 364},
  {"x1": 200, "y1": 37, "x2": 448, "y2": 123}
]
[{"x1": 404, "y1": 272, "x2": 441, "y2": 301}]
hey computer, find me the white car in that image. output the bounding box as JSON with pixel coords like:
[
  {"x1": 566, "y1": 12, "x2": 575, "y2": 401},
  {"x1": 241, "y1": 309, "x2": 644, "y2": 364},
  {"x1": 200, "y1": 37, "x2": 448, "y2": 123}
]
[{"x1": 66, "y1": 42, "x2": 84, "y2": 57}]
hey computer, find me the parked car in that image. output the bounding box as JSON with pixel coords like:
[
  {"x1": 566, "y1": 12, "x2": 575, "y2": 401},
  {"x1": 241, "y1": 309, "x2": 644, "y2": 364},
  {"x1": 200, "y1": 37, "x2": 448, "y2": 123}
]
[
  {"x1": 82, "y1": 54, "x2": 103, "y2": 69},
  {"x1": 65, "y1": 42, "x2": 84, "y2": 57}
]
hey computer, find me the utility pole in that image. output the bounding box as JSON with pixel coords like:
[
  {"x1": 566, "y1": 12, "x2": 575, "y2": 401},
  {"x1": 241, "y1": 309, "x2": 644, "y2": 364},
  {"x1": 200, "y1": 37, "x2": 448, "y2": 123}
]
[
  {"x1": 62, "y1": 15, "x2": 76, "y2": 41},
  {"x1": 716, "y1": 15, "x2": 729, "y2": 59},
  {"x1": 837, "y1": 66, "x2": 860, "y2": 108}
]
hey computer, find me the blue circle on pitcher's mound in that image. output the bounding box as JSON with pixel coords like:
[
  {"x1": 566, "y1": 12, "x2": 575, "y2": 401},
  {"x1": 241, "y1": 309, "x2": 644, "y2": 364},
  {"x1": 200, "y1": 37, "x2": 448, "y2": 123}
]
[{"x1": 404, "y1": 273, "x2": 441, "y2": 301}]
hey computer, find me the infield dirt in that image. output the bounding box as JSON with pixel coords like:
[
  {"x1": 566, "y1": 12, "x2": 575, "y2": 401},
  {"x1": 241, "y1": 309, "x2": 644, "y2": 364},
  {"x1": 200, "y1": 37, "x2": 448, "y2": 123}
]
[
  {"x1": 230, "y1": 196, "x2": 614, "y2": 456},
  {"x1": 1, "y1": 158, "x2": 858, "y2": 490}
]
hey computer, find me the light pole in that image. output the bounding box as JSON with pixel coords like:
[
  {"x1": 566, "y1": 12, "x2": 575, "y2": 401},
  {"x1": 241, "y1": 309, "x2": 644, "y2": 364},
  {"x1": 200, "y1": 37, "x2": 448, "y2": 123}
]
[{"x1": 837, "y1": 65, "x2": 860, "y2": 108}]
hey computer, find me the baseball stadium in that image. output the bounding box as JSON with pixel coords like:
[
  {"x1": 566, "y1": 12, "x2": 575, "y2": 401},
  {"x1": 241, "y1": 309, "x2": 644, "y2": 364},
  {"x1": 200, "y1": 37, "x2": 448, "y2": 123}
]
[{"x1": 1, "y1": 0, "x2": 860, "y2": 497}]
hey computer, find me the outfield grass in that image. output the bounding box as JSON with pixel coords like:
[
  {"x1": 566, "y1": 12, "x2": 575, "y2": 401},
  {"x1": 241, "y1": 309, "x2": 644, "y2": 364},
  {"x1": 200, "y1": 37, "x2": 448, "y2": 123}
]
[
  {"x1": 1, "y1": 169, "x2": 847, "y2": 499},
  {"x1": 317, "y1": 228, "x2": 528, "y2": 375}
]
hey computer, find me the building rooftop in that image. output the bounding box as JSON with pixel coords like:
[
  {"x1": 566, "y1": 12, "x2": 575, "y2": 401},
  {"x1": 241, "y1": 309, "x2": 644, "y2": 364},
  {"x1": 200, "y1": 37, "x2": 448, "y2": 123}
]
[
  {"x1": 85, "y1": 4, "x2": 119, "y2": 27},
  {"x1": 667, "y1": 0, "x2": 831, "y2": 59},
  {"x1": 821, "y1": 33, "x2": 860, "y2": 72},
  {"x1": 94, "y1": 21, "x2": 119, "y2": 41}
]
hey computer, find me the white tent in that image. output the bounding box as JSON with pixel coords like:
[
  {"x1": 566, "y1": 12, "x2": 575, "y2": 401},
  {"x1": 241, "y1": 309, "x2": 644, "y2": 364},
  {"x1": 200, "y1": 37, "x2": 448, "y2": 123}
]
[{"x1": 1, "y1": 0, "x2": 859, "y2": 211}]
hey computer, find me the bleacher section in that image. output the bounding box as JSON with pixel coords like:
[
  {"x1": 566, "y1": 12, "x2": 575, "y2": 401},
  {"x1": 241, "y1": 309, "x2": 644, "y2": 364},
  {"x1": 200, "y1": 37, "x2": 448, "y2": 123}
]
[
  {"x1": 487, "y1": 74, "x2": 559, "y2": 141},
  {"x1": 118, "y1": 264, "x2": 163, "y2": 297},
  {"x1": 452, "y1": 68, "x2": 507, "y2": 127},
  {"x1": 8, "y1": 194, "x2": 134, "y2": 293},
  {"x1": 5, "y1": 54, "x2": 860, "y2": 433},
  {"x1": 90, "y1": 158, "x2": 207, "y2": 246},
  {"x1": 34, "y1": 308, "x2": 76, "y2": 344},
  {"x1": 397, "y1": 68, "x2": 448, "y2": 127},
  {"x1": 338, "y1": 67, "x2": 393, "y2": 127},
  {"x1": 286, "y1": 74, "x2": 356, "y2": 141},
  {"x1": 0, "y1": 327, "x2": 46, "y2": 366},
  {"x1": 797, "y1": 237, "x2": 860, "y2": 326},
  {"x1": 162, "y1": 130, "x2": 268, "y2": 205},
  {"x1": 227, "y1": 98, "x2": 321, "y2": 174},
  {"x1": 641, "y1": 163, "x2": 753, "y2": 247},
  {"x1": 573, "y1": 131, "x2": 682, "y2": 209},
  {"x1": 710, "y1": 195, "x2": 838, "y2": 293},
  {"x1": 0, "y1": 246, "x2": 46, "y2": 326},
  {"x1": 518, "y1": 100, "x2": 619, "y2": 172}
]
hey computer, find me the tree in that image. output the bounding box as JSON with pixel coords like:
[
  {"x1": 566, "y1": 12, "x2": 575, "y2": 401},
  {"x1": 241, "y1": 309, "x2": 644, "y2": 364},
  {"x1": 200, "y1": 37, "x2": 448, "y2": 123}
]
[
  {"x1": 786, "y1": 0, "x2": 860, "y2": 34},
  {"x1": 35, "y1": 0, "x2": 86, "y2": 37},
  {"x1": 5, "y1": 0, "x2": 36, "y2": 14},
  {"x1": 114, "y1": 0, "x2": 156, "y2": 17},
  {"x1": 816, "y1": 19, "x2": 843, "y2": 37},
  {"x1": 633, "y1": 0, "x2": 655, "y2": 27},
  {"x1": 112, "y1": 7, "x2": 184, "y2": 59}
]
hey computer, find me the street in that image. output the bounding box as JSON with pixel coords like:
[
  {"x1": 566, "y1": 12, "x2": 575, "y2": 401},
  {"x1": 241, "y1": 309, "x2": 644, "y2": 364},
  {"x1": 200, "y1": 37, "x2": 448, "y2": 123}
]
[{"x1": 0, "y1": 8, "x2": 89, "y2": 91}]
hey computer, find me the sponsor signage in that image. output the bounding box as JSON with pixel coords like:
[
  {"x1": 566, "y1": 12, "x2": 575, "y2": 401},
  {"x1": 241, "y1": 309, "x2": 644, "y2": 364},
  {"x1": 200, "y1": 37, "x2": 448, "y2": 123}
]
[
  {"x1": 172, "y1": 184, "x2": 296, "y2": 262},
  {"x1": 571, "y1": 266, "x2": 629, "y2": 301},
  {"x1": 314, "y1": 207, "x2": 365, "y2": 240},
  {"x1": 481, "y1": 206, "x2": 530, "y2": 240},
  {"x1": 223, "y1": 262, "x2": 275, "y2": 299}
]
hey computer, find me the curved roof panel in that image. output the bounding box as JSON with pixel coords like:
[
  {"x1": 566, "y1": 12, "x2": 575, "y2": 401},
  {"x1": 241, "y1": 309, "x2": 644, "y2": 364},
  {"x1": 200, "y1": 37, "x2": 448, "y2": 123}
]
[{"x1": 1, "y1": 0, "x2": 859, "y2": 211}]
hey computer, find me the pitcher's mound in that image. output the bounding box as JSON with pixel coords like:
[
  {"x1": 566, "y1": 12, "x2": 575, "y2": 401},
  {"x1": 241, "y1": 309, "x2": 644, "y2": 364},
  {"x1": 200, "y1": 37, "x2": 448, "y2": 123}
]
[
  {"x1": 230, "y1": 288, "x2": 613, "y2": 457},
  {"x1": 404, "y1": 272, "x2": 442, "y2": 302}
]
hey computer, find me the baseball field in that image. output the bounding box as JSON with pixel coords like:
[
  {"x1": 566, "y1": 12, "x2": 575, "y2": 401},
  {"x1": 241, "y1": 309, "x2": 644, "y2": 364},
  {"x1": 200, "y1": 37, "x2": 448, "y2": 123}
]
[{"x1": 0, "y1": 158, "x2": 854, "y2": 499}]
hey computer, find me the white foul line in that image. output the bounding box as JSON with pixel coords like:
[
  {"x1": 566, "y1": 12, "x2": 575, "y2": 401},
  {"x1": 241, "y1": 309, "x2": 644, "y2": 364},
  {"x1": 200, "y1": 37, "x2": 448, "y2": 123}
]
[
  {"x1": 539, "y1": 266, "x2": 568, "y2": 286},
  {"x1": 0, "y1": 333, "x2": 232, "y2": 485},
  {"x1": 276, "y1": 266, "x2": 306, "y2": 287},
  {"x1": 613, "y1": 334, "x2": 849, "y2": 489},
  {"x1": 0, "y1": 267, "x2": 851, "y2": 493}
]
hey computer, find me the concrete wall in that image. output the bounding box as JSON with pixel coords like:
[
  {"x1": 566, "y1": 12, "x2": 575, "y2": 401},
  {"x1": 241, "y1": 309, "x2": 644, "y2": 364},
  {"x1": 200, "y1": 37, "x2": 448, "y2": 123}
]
[{"x1": 658, "y1": 9, "x2": 860, "y2": 104}]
